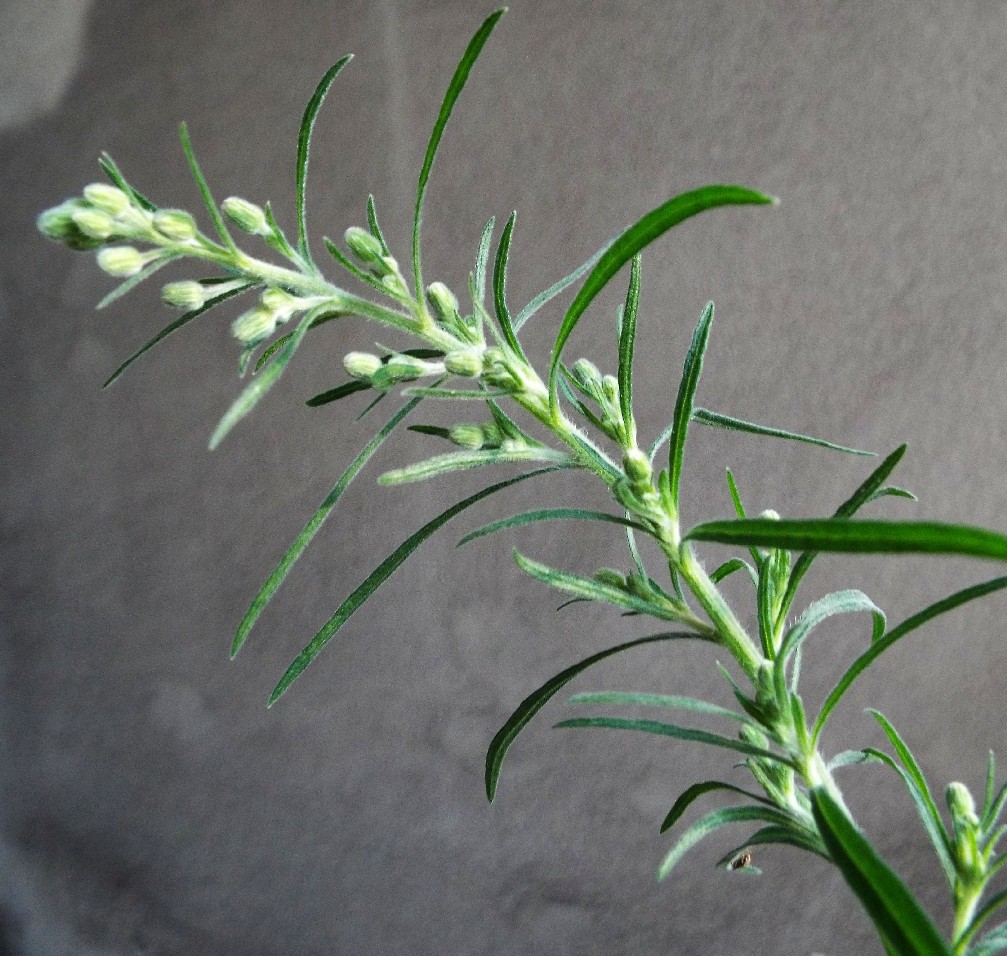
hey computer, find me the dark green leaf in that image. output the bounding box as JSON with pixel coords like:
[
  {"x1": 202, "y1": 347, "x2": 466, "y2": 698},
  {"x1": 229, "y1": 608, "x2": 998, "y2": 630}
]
[
  {"x1": 659, "y1": 781, "x2": 774, "y2": 834},
  {"x1": 691, "y1": 408, "x2": 875, "y2": 456},
  {"x1": 513, "y1": 238, "x2": 612, "y2": 331},
  {"x1": 710, "y1": 558, "x2": 757, "y2": 586},
  {"x1": 306, "y1": 380, "x2": 372, "y2": 407},
  {"x1": 492, "y1": 211, "x2": 526, "y2": 360},
  {"x1": 413, "y1": 8, "x2": 506, "y2": 299},
  {"x1": 269, "y1": 464, "x2": 560, "y2": 707},
  {"x1": 297, "y1": 55, "x2": 353, "y2": 265},
  {"x1": 547, "y1": 184, "x2": 776, "y2": 412},
  {"x1": 485, "y1": 631, "x2": 703, "y2": 801},
  {"x1": 98, "y1": 152, "x2": 157, "y2": 212},
  {"x1": 617, "y1": 255, "x2": 641, "y2": 439},
  {"x1": 366, "y1": 195, "x2": 390, "y2": 254},
  {"x1": 232, "y1": 396, "x2": 422, "y2": 657},
  {"x1": 407, "y1": 424, "x2": 453, "y2": 440},
  {"x1": 103, "y1": 283, "x2": 254, "y2": 388},
  {"x1": 568, "y1": 691, "x2": 752, "y2": 725},
  {"x1": 179, "y1": 121, "x2": 235, "y2": 252},
  {"x1": 458, "y1": 508, "x2": 649, "y2": 547},
  {"x1": 810, "y1": 787, "x2": 951, "y2": 956},
  {"x1": 255, "y1": 332, "x2": 294, "y2": 373},
  {"x1": 713, "y1": 824, "x2": 828, "y2": 866}
]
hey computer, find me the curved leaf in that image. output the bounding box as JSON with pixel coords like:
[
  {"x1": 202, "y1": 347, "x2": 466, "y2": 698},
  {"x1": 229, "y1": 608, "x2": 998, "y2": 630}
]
[
  {"x1": 713, "y1": 823, "x2": 828, "y2": 866},
  {"x1": 99, "y1": 152, "x2": 156, "y2": 212},
  {"x1": 492, "y1": 211, "x2": 525, "y2": 360},
  {"x1": 659, "y1": 781, "x2": 774, "y2": 834},
  {"x1": 96, "y1": 254, "x2": 180, "y2": 310},
  {"x1": 513, "y1": 238, "x2": 612, "y2": 331},
  {"x1": 306, "y1": 380, "x2": 372, "y2": 407},
  {"x1": 568, "y1": 691, "x2": 751, "y2": 726},
  {"x1": 777, "y1": 590, "x2": 884, "y2": 672},
  {"x1": 617, "y1": 255, "x2": 641, "y2": 439},
  {"x1": 179, "y1": 122, "x2": 235, "y2": 252},
  {"x1": 378, "y1": 447, "x2": 572, "y2": 485},
  {"x1": 547, "y1": 184, "x2": 776, "y2": 412},
  {"x1": 691, "y1": 407, "x2": 875, "y2": 457},
  {"x1": 458, "y1": 508, "x2": 649, "y2": 547}
]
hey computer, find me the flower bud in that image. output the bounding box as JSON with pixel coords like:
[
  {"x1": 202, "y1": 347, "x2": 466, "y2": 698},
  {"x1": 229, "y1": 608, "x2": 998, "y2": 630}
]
[
  {"x1": 344, "y1": 227, "x2": 385, "y2": 265},
  {"x1": 231, "y1": 306, "x2": 277, "y2": 344},
  {"x1": 343, "y1": 351, "x2": 382, "y2": 380},
  {"x1": 261, "y1": 288, "x2": 297, "y2": 313},
  {"x1": 221, "y1": 196, "x2": 269, "y2": 235},
  {"x1": 444, "y1": 350, "x2": 482, "y2": 378},
  {"x1": 625, "y1": 572, "x2": 653, "y2": 600},
  {"x1": 153, "y1": 209, "x2": 198, "y2": 242},
  {"x1": 72, "y1": 207, "x2": 116, "y2": 240},
  {"x1": 161, "y1": 280, "x2": 207, "y2": 311},
  {"x1": 381, "y1": 272, "x2": 409, "y2": 298},
  {"x1": 759, "y1": 509, "x2": 781, "y2": 521},
  {"x1": 448, "y1": 424, "x2": 485, "y2": 450},
  {"x1": 83, "y1": 182, "x2": 131, "y2": 215},
  {"x1": 426, "y1": 282, "x2": 459, "y2": 322},
  {"x1": 571, "y1": 358, "x2": 601, "y2": 391},
  {"x1": 601, "y1": 374, "x2": 620, "y2": 405},
  {"x1": 96, "y1": 246, "x2": 145, "y2": 276},
  {"x1": 384, "y1": 355, "x2": 427, "y2": 381},
  {"x1": 37, "y1": 201, "x2": 102, "y2": 250},
  {"x1": 946, "y1": 782, "x2": 978, "y2": 825},
  {"x1": 622, "y1": 448, "x2": 652, "y2": 484}
]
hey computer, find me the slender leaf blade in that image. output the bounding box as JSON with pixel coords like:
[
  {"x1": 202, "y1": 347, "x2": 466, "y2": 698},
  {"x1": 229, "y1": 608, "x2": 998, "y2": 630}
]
[
  {"x1": 378, "y1": 447, "x2": 571, "y2": 485},
  {"x1": 659, "y1": 781, "x2": 774, "y2": 834},
  {"x1": 568, "y1": 691, "x2": 751, "y2": 725},
  {"x1": 691, "y1": 407, "x2": 875, "y2": 456},
  {"x1": 492, "y1": 211, "x2": 526, "y2": 360},
  {"x1": 458, "y1": 508, "x2": 649, "y2": 547},
  {"x1": 96, "y1": 255, "x2": 179, "y2": 310},
  {"x1": 617, "y1": 255, "x2": 641, "y2": 438},
  {"x1": 514, "y1": 238, "x2": 612, "y2": 330},
  {"x1": 306, "y1": 380, "x2": 372, "y2": 407},
  {"x1": 99, "y1": 152, "x2": 157, "y2": 212},
  {"x1": 179, "y1": 121, "x2": 235, "y2": 251}
]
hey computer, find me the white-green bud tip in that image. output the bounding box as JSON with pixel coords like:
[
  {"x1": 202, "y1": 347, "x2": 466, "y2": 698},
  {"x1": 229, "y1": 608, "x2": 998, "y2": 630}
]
[
  {"x1": 448, "y1": 424, "x2": 485, "y2": 450},
  {"x1": 72, "y1": 207, "x2": 116, "y2": 240},
  {"x1": 601, "y1": 374, "x2": 619, "y2": 404},
  {"x1": 344, "y1": 227, "x2": 385, "y2": 265},
  {"x1": 759, "y1": 509, "x2": 781, "y2": 521},
  {"x1": 96, "y1": 246, "x2": 145, "y2": 277},
  {"x1": 343, "y1": 351, "x2": 382, "y2": 380},
  {"x1": 622, "y1": 448, "x2": 652, "y2": 483},
  {"x1": 153, "y1": 209, "x2": 198, "y2": 242},
  {"x1": 231, "y1": 306, "x2": 277, "y2": 344},
  {"x1": 947, "y1": 782, "x2": 978, "y2": 824},
  {"x1": 426, "y1": 281, "x2": 459, "y2": 321},
  {"x1": 444, "y1": 350, "x2": 482, "y2": 378},
  {"x1": 571, "y1": 358, "x2": 601, "y2": 389},
  {"x1": 161, "y1": 280, "x2": 207, "y2": 311},
  {"x1": 221, "y1": 196, "x2": 269, "y2": 235},
  {"x1": 83, "y1": 182, "x2": 131, "y2": 215}
]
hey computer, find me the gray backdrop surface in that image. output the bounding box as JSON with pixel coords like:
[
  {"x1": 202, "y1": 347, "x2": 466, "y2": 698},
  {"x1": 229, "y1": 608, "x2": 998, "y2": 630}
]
[{"x1": 3, "y1": 1, "x2": 1007, "y2": 953}]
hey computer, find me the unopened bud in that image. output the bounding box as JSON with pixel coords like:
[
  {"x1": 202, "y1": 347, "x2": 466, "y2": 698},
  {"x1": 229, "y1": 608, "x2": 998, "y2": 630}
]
[
  {"x1": 343, "y1": 351, "x2": 382, "y2": 380},
  {"x1": 444, "y1": 350, "x2": 482, "y2": 378},
  {"x1": 72, "y1": 207, "x2": 116, "y2": 240},
  {"x1": 261, "y1": 287, "x2": 297, "y2": 312},
  {"x1": 625, "y1": 572, "x2": 653, "y2": 600},
  {"x1": 947, "y1": 782, "x2": 978, "y2": 825},
  {"x1": 384, "y1": 355, "x2": 426, "y2": 381},
  {"x1": 426, "y1": 282, "x2": 459, "y2": 322},
  {"x1": 153, "y1": 209, "x2": 198, "y2": 242},
  {"x1": 571, "y1": 358, "x2": 601, "y2": 391},
  {"x1": 83, "y1": 182, "x2": 131, "y2": 215},
  {"x1": 759, "y1": 509, "x2": 781, "y2": 521},
  {"x1": 96, "y1": 246, "x2": 145, "y2": 276},
  {"x1": 221, "y1": 196, "x2": 269, "y2": 235},
  {"x1": 231, "y1": 306, "x2": 277, "y2": 344},
  {"x1": 601, "y1": 374, "x2": 619, "y2": 405},
  {"x1": 344, "y1": 227, "x2": 384, "y2": 265},
  {"x1": 448, "y1": 424, "x2": 485, "y2": 450},
  {"x1": 161, "y1": 280, "x2": 207, "y2": 310},
  {"x1": 622, "y1": 448, "x2": 652, "y2": 484},
  {"x1": 37, "y1": 201, "x2": 101, "y2": 250},
  {"x1": 381, "y1": 272, "x2": 409, "y2": 298}
]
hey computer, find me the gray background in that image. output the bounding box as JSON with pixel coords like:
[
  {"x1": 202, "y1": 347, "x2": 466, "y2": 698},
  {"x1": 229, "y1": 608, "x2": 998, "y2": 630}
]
[{"x1": 3, "y1": 1, "x2": 1007, "y2": 953}]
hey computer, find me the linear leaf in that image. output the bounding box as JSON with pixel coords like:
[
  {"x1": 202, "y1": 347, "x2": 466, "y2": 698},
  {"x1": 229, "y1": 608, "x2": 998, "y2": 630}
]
[
  {"x1": 617, "y1": 255, "x2": 641, "y2": 439},
  {"x1": 413, "y1": 8, "x2": 506, "y2": 299},
  {"x1": 657, "y1": 805, "x2": 799, "y2": 880},
  {"x1": 713, "y1": 824, "x2": 828, "y2": 866},
  {"x1": 98, "y1": 152, "x2": 157, "y2": 211},
  {"x1": 458, "y1": 508, "x2": 649, "y2": 547},
  {"x1": 296, "y1": 55, "x2": 353, "y2": 264},
  {"x1": 777, "y1": 590, "x2": 884, "y2": 673},
  {"x1": 179, "y1": 121, "x2": 235, "y2": 252},
  {"x1": 555, "y1": 716, "x2": 796, "y2": 769},
  {"x1": 691, "y1": 408, "x2": 875, "y2": 456},
  {"x1": 96, "y1": 255, "x2": 179, "y2": 310},
  {"x1": 710, "y1": 558, "x2": 757, "y2": 586},
  {"x1": 547, "y1": 184, "x2": 775, "y2": 412},
  {"x1": 366, "y1": 195, "x2": 390, "y2": 254},
  {"x1": 814, "y1": 576, "x2": 1007, "y2": 741},
  {"x1": 472, "y1": 216, "x2": 495, "y2": 307},
  {"x1": 378, "y1": 447, "x2": 572, "y2": 485},
  {"x1": 103, "y1": 283, "x2": 254, "y2": 388},
  {"x1": 232, "y1": 396, "x2": 422, "y2": 657},
  {"x1": 686, "y1": 517, "x2": 1007, "y2": 562},
  {"x1": 666, "y1": 301, "x2": 714, "y2": 512},
  {"x1": 306, "y1": 380, "x2": 372, "y2": 407},
  {"x1": 485, "y1": 631, "x2": 702, "y2": 801},
  {"x1": 568, "y1": 691, "x2": 751, "y2": 725},
  {"x1": 269, "y1": 465, "x2": 560, "y2": 706},
  {"x1": 810, "y1": 787, "x2": 951, "y2": 956},
  {"x1": 324, "y1": 236, "x2": 389, "y2": 295},
  {"x1": 966, "y1": 907, "x2": 1007, "y2": 954},
  {"x1": 492, "y1": 211, "x2": 526, "y2": 360},
  {"x1": 829, "y1": 749, "x2": 881, "y2": 771},
  {"x1": 513, "y1": 238, "x2": 612, "y2": 331},
  {"x1": 659, "y1": 781, "x2": 774, "y2": 834},
  {"x1": 401, "y1": 386, "x2": 510, "y2": 400}
]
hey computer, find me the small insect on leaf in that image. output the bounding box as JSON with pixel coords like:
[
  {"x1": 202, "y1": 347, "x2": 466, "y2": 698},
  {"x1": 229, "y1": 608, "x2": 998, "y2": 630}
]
[{"x1": 729, "y1": 851, "x2": 753, "y2": 870}]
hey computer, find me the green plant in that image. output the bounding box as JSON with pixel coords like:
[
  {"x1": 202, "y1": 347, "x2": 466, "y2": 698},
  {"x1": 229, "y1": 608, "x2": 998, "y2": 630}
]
[{"x1": 36, "y1": 8, "x2": 1007, "y2": 954}]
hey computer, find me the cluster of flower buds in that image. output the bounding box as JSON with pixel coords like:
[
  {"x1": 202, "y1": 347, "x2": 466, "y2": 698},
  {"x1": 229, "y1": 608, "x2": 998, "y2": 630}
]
[
  {"x1": 38, "y1": 183, "x2": 201, "y2": 276},
  {"x1": 568, "y1": 358, "x2": 628, "y2": 444},
  {"x1": 342, "y1": 350, "x2": 444, "y2": 389},
  {"x1": 344, "y1": 227, "x2": 410, "y2": 300},
  {"x1": 230, "y1": 288, "x2": 329, "y2": 345},
  {"x1": 480, "y1": 347, "x2": 544, "y2": 397},
  {"x1": 425, "y1": 281, "x2": 482, "y2": 345},
  {"x1": 946, "y1": 782, "x2": 986, "y2": 883},
  {"x1": 446, "y1": 419, "x2": 532, "y2": 452},
  {"x1": 612, "y1": 446, "x2": 664, "y2": 523}
]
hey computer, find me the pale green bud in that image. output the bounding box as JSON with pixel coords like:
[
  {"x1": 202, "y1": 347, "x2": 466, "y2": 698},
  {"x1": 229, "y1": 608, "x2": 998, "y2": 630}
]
[
  {"x1": 482, "y1": 348, "x2": 519, "y2": 390},
  {"x1": 261, "y1": 287, "x2": 297, "y2": 312},
  {"x1": 594, "y1": 569, "x2": 626, "y2": 589},
  {"x1": 739, "y1": 723, "x2": 771, "y2": 750},
  {"x1": 384, "y1": 355, "x2": 427, "y2": 381},
  {"x1": 343, "y1": 351, "x2": 382, "y2": 379},
  {"x1": 344, "y1": 227, "x2": 385, "y2": 265},
  {"x1": 221, "y1": 196, "x2": 269, "y2": 235},
  {"x1": 499, "y1": 438, "x2": 529, "y2": 453},
  {"x1": 622, "y1": 448, "x2": 652, "y2": 484},
  {"x1": 231, "y1": 306, "x2": 277, "y2": 344},
  {"x1": 381, "y1": 272, "x2": 409, "y2": 298},
  {"x1": 83, "y1": 182, "x2": 131, "y2": 215},
  {"x1": 426, "y1": 281, "x2": 459, "y2": 322},
  {"x1": 37, "y1": 200, "x2": 103, "y2": 250},
  {"x1": 112, "y1": 206, "x2": 153, "y2": 238},
  {"x1": 480, "y1": 422, "x2": 503, "y2": 447},
  {"x1": 161, "y1": 280, "x2": 207, "y2": 310},
  {"x1": 444, "y1": 350, "x2": 482, "y2": 378},
  {"x1": 947, "y1": 782, "x2": 978, "y2": 825},
  {"x1": 601, "y1": 374, "x2": 619, "y2": 405},
  {"x1": 96, "y1": 246, "x2": 145, "y2": 276},
  {"x1": 448, "y1": 424, "x2": 485, "y2": 450},
  {"x1": 153, "y1": 209, "x2": 198, "y2": 242},
  {"x1": 571, "y1": 358, "x2": 601, "y2": 391},
  {"x1": 72, "y1": 207, "x2": 116, "y2": 240},
  {"x1": 625, "y1": 572, "x2": 653, "y2": 600}
]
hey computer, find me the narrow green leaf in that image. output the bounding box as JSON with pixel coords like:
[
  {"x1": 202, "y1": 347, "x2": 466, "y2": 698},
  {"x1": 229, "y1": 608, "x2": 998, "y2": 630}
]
[
  {"x1": 513, "y1": 238, "x2": 612, "y2": 331},
  {"x1": 492, "y1": 211, "x2": 526, "y2": 361},
  {"x1": 472, "y1": 216, "x2": 495, "y2": 307},
  {"x1": 179, "y1": 121, "x2": 235, "y2": 252},
  {"x1": 102, "y1": 283, "x2": 254, "y2": 388},
  {"x1": 262, "y1": 202, "x2": 300, "y2": 262},
  {"x1": 777, "y1": 590, "x2": 884, "y2": 673},
  {"x1": 617, "y1": 255, "x2": 641, "y2": 439},
  {"x1": 814, "y1": 576, "x2": 1007, "y2": 741},
  {"x1": 667, "y1": 301, "x2": 714, "y2": 511},
  {"x1": 691, "y1": 408, "x2": 875, "y2": 457},
  {"x1": 99, "y1": 152, "x2": 157, "y2": 212},
  {"x1": 297, "y1": 55, "x2": 353, "y2": 265},
  {"x1": 268, "y1": 466, "x2": 559, "y2": 706},
  {"x1": 232, "y1": 396, "x2": 422, "y2": 657},
  {"x1": 659, "y1": 781, "x2": 774, "y2": 834},
  {"x1": 513, "y1": 551, "x2": 697, "y2": 624},
  {"x1": 547, "y1": 184, "x2": 775, "y2": 413},
  {"x1": 555, "y1": 716, "x2": 796, "y2": 769},
  {"x1": 868, "y1": 485, "x2": 917, "y2": 503},
  {"x1": 568, "y1": 691, "x2": 752, "y2": 728},
  {"x1": 96, "y1": 254, "x2": 180, "y2": 310},
  {"x1": 254, "y1": 332, "x2": 294, "y2": 373},
  {"x1": 713, "y1": 824, "x2": 828, "y2": 866},
  {"x1": 208, "y1": 304, "x2": 328, "y2": 450},
  {"x1": 306, "y1": 380, "x2": 372, "y2": 407},
  {"x1": 829, "y1": 749, "x2": 881, "y2": 771},
  {"x1": 324, "y1": 237, "x2": 389, "y2": 295},
  {"x1": 378, "y1": 447, "x2": 572, "y2": 485},
  {"x1": 710, "y1": 558, "x2": 757, "y2": 586},
  {"x1": 984, "y1": 752, "x2": 997, "y2": 822},
  {"x1": 983, "y1": 780, "x2": 1007, "y2": 834},
  {"x1": 407, "y1": 424, "x2": 453, "y2": 440},
  {"x1": 366, "y1": 195, "x2": 390, "y2": 254},
  {"x1": 657, "y1": 805, "x2": 798, "y2": 880},
  {"x1": 686, "y1": 517, "x2": 1007, "y2": 562},
  {"x1": 485, "y1": 631, "x2": 702, "y2": 801},
  {"x1": 810, "y1": 787, "x2": 951, "y2": 956},
  {"x1": 458, "y1": 508, "x2": 649, "y2": 547},
  {"x1": 401, "y1": 386, "x2": 510, "y2": 400},
  {"x1": 413, "y1": 8, "x2": 506, "y2": 299}
]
